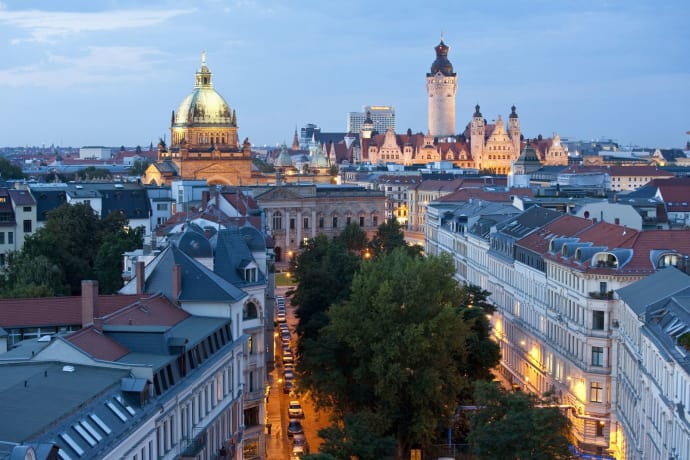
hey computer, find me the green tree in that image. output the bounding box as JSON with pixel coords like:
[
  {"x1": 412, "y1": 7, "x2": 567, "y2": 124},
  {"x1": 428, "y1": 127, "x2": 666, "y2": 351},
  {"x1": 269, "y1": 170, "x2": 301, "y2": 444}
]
[
  {"x1": 337, "y1": 222, "x2": 368, "y2": 253},
  {"x1": 468, "y1": 381, "x2": 574, "y2": 460},
  {"x1": 318, "y1": 412, "x2": 396, "y2": 460},
  {"x1": 0, "y1": 253, "x2": 67, "y2": 297},
  {"x1": 369, "y1": 218, "x2": 421, "y2": 258},
  {"x1": 288, "y1": 235, "x2": 360, "y2": 344},
  {"x1": 128, "y1": 159, "x2": 150, "y2": 176},
  {"x1": 94, "y1": 225, "x2": 145, "y2": 294},
  {"x1": 75, "y1": 166, "x2": 111, "y2": 180},
  {"x1": 0, "y1": 156, "x2": 26, "y2": 179},
  {"x1": 18, "y1": 203, "x2": 143, "y2": 296},
  {"x1": 301, "y1": 249, "x2": 480, "y2": 459}
]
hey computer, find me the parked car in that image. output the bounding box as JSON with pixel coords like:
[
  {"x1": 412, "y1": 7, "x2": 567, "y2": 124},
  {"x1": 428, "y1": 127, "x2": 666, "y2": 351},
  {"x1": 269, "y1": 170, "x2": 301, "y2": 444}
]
[
  {"x1": 291, "y1": 444, "x2": 307, "y2": 458},
  {"x1": 284, "y1": 370, "x2": 294, "y2": 381},
  {"x1": 283, "y1": 380, "x2": 294, "y2": 394},
  {"x1": 292, "y1": 433, "x2": 309, "y2": 452},
  {"x1": 287, "y1": 419, "x2": 304, "y2": 437},
  {"x1": 277, "y1": 311, "x2": 286, "y2": 323},
  {"x1": 288, "y1": 400, "x2": 304, "y2": 418}
]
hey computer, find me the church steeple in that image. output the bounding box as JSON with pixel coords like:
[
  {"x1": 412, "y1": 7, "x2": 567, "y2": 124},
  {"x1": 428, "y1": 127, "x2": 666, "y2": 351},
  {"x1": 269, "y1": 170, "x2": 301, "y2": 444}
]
[{"x1": 292, "y1": 127, "x2": 300, "y2": 150}]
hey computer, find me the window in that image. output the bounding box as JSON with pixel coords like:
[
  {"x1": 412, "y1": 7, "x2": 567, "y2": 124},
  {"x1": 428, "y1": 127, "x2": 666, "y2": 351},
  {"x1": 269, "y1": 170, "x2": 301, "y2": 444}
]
[
  {"x1": 590, "y1": 381, "x2": 603, "y2": 403},
  {"x1": 373, "y1": 215, "x2": 378, "y2": 227},
  {"x1": 596, "y1": 421, "x2": 605, "y2": 436},
  {"x1": 8, "y1": 232, "x2": 12, "y2": 245},
  {"x1": 303, "y1": 217, "x2": 309, "y2": 229},
  {"x1": 592, "y1": 311, "x2": 605, "y2": 330},
  {"x1": 332, "y1": 216, "x2": 338, "y2": 228},
  {"x1": 290, "y1": 218, "x2": 295, "y2": 230},
  {"x1": 346, "y1": 216, "x2": 352, "y2": 225},
  {"x1": 599, "y1": 281, "x2": 607, "y2": 295},
  {"x1": 272, "y1": 211, "x2": 282, "y2": 230},
  {"x1": 23, "y1": 219, "x2": 32, "y2": 233},
  {"x1": 359, "y1": 216, "x2": 365, "y2": 227},
  {"x1": 0, "y1": 233, "x2": 4, "y2": 244},
  {"x1": 156, "y1": 203, "x2": 168, "y2": 211},
  {"x1": 319, "y1": 216, "x2": 324, "y2": 228},
  {"x1": 23, "y1": 206, "x2": 31, "y2": 212},
  {"x1": 592, "y1": 346, "x2": 604, "y2": 367}
]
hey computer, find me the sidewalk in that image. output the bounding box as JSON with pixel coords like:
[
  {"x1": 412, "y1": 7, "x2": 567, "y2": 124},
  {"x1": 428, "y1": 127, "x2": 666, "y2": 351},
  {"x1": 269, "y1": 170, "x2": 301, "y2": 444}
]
[{"x1": 265, "y1": 359, "x2": 289, "y2": 459}]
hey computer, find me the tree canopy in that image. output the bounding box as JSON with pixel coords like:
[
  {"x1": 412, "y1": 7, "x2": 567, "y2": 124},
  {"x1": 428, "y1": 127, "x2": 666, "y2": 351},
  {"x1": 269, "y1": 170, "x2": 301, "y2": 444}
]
[
  {"x1": 2, "y1": 202, "x2": 143, "y2": 296},
  {"x1": 298, "y1": 248, "x2": 496, "y2": 459},
  {"x1": 468, "y1": 381, "x2": 574, "y2": 460},
  {"x1": 0, "y1": 156, "x2": 26, "y2": 179}
]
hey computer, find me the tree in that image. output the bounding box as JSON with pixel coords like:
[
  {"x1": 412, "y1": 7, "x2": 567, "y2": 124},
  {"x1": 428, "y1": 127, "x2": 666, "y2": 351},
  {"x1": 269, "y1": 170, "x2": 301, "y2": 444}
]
[
  {"x1": 300, "y1": 249, "x2": 482, "y2": 459},
  {"x1": 128, "y1": 159, "x2": 150, "y2": 176},
  {"x1": 0, "y1": 156, "x2": 26, "y2": 179},
  {"x1": 94, "y1": 225, "x2": 145, "y2": 294},
  {"x1": 318, "y1": 412, "x2": 396, "y2": 460},
  {"x1": 17, "y1": 203, "x2": 143, "y2": 296},
  {"x1": 468, "y1": 381, "x2": 574, "y2": 460},
  {"x1": 0, "y1": 253, "x2": 67, "y2": 297},
  {"x1": 337, "y1": 222, "x2": 368, "y2": 253},
  {"x1": 75, "y1": 166, "x2": 110, "y2": 180},
  {"x1": 369, "y1": 218, "x2": 421, "y2": 258}
]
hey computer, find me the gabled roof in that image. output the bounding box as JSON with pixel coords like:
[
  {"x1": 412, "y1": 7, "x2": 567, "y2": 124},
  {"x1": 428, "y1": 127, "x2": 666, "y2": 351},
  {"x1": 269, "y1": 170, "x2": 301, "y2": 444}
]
[
  {"x1": 213, "y1": 229, "x2": 265, "y2": 287},
  {"x1": 67, "y1": 327, "x2": 130, "y2": 361},
  {"x1": 126, "y1": 245, "x2": 247, "y2": 303}
]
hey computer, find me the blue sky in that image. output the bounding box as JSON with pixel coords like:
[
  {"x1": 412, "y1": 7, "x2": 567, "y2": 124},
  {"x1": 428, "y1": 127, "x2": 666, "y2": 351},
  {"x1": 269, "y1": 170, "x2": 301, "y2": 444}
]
[{"x1": 1, "y1": 0, "x2": 688, "y2": 149}]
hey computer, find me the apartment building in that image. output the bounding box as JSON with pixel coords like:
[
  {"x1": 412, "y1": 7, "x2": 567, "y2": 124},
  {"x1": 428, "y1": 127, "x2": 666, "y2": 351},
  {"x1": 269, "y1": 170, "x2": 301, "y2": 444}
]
[{"x1": 426, "y1": 200, "x2": 690, "y2": 458}]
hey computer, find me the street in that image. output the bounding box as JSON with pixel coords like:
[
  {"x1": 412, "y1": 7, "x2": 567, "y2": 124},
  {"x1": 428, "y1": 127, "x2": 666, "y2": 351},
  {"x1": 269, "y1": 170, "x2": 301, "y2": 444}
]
[{"x1": 265, "y1": 286, "x2": 330, "y2": 459}]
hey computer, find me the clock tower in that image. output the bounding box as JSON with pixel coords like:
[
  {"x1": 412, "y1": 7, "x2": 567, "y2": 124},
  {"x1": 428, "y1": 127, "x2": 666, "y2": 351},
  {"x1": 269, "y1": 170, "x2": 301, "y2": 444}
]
[{"x1": 426, "y1": 39, "x2": 457, "y2": 139}]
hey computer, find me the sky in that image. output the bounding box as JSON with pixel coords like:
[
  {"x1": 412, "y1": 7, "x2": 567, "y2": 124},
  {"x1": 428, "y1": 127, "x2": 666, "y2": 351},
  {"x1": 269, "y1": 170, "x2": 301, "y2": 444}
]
[{"x1": 1, "y1": 0, "x2": 689, "y2": 149}]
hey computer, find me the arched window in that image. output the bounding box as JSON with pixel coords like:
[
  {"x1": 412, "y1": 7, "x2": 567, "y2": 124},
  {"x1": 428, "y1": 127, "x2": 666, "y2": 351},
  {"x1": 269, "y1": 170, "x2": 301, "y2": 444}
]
[
  {"x1": 272, "y1": 211, "x2": 283, "y2": 230},
  {"x1": 243, "y1": 301, "x2": 258, "y2": 320}
]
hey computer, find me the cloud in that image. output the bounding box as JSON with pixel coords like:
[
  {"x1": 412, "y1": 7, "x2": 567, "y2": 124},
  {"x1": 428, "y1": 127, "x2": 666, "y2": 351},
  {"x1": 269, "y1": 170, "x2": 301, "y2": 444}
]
[
  {"x1": 0, "y1": 46, "x2": 167, "y2": 87},
  {"x1": 0, "y1": 7, "x2": 195, "y2": 44}
]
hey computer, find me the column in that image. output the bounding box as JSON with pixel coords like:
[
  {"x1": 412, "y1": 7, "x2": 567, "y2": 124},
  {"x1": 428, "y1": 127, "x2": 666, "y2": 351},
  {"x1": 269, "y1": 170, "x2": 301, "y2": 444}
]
[
  {"x1": 284, "y1": 208, "x2": 290, "y2": 250},
  {"x1": 311, "y1": 210, "x2": 317, "y2": 238},
  {"x1": 296, "y1": 210, "x2": 302, "y2": 247}
]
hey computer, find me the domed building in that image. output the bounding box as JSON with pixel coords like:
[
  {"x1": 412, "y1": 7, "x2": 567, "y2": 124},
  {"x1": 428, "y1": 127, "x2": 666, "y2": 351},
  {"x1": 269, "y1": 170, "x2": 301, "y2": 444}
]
[{"x1": 143, "y1": 53, "x2": 254, "y2": 186}]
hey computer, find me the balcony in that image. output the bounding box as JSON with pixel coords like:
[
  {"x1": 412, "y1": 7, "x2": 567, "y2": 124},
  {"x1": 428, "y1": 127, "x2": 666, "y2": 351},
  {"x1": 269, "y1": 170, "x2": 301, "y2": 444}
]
[{"x1": 588, "y1": 291, "x2": 614, "y2": 300}]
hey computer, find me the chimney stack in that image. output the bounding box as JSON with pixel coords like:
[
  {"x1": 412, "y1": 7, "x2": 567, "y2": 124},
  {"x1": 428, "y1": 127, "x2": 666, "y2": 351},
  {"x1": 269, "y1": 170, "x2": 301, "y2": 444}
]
[
  {"x1": 172, "y1": 264, "x2": 182, "y2": 302},
  {"x1": 135, "y1": 261, "x2": 145, "y2": 295},
  {"x1": 81, "y1": 280, "x2": 99, "y2": 327}
]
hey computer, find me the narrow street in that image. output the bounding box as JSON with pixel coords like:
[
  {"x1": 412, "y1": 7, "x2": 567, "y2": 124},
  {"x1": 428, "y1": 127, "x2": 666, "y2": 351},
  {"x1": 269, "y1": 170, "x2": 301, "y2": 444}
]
[{"x1": 266, "y1": 286, "x2": 330, "y2": 459}]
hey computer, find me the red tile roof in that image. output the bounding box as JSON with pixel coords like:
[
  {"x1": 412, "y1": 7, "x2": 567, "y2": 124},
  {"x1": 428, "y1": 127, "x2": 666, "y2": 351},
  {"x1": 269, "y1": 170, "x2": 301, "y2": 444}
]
[
  {"x1": 66, "y1": 327, "x2": 129, "y2": 361},
  {"x1": 0, "y1": 295, "x2": 142, "y2": 328},
  {"x1": 517, "y1": 215, "x2": 594, "y2": 254},
  {"x1": 101, "y1": 294, "x2": 189, "y2": 326}
]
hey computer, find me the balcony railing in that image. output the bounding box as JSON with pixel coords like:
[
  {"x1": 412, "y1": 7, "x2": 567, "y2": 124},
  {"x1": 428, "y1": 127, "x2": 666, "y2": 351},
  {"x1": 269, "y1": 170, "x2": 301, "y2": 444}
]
[{"x1": 589, "y1": 291, "x2": 614, "y2": 300}]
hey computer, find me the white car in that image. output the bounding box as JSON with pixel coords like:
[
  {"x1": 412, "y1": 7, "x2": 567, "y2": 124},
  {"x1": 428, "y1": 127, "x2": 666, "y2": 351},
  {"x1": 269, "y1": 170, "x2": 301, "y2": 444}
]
[{"x1": 288, "y1": 400, "x2": 304, "y2": 418}]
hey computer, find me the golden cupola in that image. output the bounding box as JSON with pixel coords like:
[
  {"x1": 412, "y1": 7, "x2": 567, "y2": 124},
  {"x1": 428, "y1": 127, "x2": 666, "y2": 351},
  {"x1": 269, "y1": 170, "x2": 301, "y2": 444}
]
[{"x1": 170, "y1": 52, "x2": 238, "y2": 149}]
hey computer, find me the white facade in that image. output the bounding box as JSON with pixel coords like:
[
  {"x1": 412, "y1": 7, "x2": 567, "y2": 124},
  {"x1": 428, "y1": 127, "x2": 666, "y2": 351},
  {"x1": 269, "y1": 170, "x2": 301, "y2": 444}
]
[
  {"x1": 79, "y1": 146, "x2": 113, "y2": 160},
  {"x1": 427, "y1": 72, "x2": 457, "y2": 138},
  {"x1": 347, "y1": 105, "x2": 396, "y2": 134}
]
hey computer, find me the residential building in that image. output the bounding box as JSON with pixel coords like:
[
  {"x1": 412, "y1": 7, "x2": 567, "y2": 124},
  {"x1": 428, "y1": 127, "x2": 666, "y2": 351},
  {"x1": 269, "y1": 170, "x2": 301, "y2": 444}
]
[
  {"x1": 426, "y1": 197, "x2": 690, "y2": 457},
  {"x1": 0, "y1": 283, "x2": 246, "y2": 460},
  {"x1": 614, "y1": 268, "x2": 690, "y2": 460}
]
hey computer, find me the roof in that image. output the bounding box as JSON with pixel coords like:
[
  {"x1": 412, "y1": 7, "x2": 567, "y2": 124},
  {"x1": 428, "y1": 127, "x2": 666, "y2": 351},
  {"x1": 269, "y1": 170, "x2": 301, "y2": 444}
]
[
  {"x1": 516, "y1": 215, "x2": 595, "y2": 255},
  {"x1": 0, "y1": 294, "x2": 142, "y2": 328},
  {"x1": 617, "y1": 268, "x2": 690, "y2": 316},
  {"x1": 497, "y1": 207, "x2": 563, "y2": 239},
  {"x1": 122, "y1": 245, "x2": 247, "y2": 303},
  {"x1": 8, "y1": 189, "x2": 36, "y2": 206},
  {"x1": 213, "y1": 229, "x2": 266, "y2": 287},
  {"x1": 0, "y1": 362, "x2": 129, "y2": 443}
]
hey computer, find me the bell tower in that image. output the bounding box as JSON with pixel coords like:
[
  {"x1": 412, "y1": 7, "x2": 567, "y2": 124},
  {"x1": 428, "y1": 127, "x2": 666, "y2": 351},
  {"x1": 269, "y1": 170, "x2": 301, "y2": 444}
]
[{"x1": 426, "y1": 39, "x2": 457, "y2": 139}]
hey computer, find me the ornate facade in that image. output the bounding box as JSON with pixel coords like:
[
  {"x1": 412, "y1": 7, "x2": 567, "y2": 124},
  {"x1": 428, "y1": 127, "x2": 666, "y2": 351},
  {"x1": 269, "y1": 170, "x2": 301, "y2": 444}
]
[
  {"x1": 143, "y1": 53, "x2": 253, "y2": 186},
  {"x1": 362, "y1": 40, "x2": 569, "y2": 174}
]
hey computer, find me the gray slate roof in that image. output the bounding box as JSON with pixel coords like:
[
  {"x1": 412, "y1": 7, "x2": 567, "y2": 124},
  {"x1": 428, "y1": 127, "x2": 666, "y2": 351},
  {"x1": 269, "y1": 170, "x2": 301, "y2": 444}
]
[{"x1": 617, "y1": 267, "x2": 690, "y2": 316}]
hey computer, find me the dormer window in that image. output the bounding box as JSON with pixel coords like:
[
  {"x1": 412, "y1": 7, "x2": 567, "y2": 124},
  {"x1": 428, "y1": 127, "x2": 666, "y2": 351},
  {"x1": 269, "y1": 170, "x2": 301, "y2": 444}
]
[
  {"x1": 657, "y1": 253, "x2": 679, "y2": 268},
  {"x1": 244, "y1": 267, "x2": 257, "y2": 283},
  {"x1": 593, "y1": 253, "x2": 618, "y2": 268}
]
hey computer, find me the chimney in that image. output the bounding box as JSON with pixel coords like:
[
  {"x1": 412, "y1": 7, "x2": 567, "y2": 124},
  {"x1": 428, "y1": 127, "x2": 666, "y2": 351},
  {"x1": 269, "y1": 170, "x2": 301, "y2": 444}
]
[
  {"x1": 201, "y1": 191, "x2": 210, "y2": 209},
  {"x1": 81, "y1": 280, "x2": 98, "y2": 327},
  {"x1": 172, "y1": 264, "x2": 182, "y2": 302},
  {"x1": 135, "y1": 261, "x2": 145, "y2": 295}
]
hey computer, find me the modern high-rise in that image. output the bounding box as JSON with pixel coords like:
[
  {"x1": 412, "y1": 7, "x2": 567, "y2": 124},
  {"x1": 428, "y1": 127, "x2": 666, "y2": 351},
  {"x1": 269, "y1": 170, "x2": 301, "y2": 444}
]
[{"x1": 346, "y1": 106, "x2": 395, "y2": 135}]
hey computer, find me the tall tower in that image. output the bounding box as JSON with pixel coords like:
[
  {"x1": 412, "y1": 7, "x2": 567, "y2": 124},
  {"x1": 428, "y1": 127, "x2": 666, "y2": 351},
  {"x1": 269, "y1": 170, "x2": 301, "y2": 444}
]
[
  {"x1": 470, "y1": 104, "x2": 485, "y2": 168},
  {"x1": 427, "y1": 40, "x2": 457, "y2": 139},
  {"x1": 508, "y1": 105, "x2": 521, "y2": 155}
]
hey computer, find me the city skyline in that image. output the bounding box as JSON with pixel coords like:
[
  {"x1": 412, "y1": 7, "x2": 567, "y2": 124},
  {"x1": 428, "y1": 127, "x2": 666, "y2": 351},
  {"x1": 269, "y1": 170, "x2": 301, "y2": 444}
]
[{"x1": 1, "y1": 0, "x2": 688, "y2": 149}]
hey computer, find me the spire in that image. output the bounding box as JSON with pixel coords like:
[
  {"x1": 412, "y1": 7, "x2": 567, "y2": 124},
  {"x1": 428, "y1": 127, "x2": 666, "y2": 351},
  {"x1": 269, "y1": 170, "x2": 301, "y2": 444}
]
[
  {"x1": 292, "y1": 127, "x2": 300, "y2": 150},
  {"x1": 474, "y1": 104, "x2": 482, "y2": 118},
  {"x1": 195, "y1": 51, "x2": 212, "y2": 88}
]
